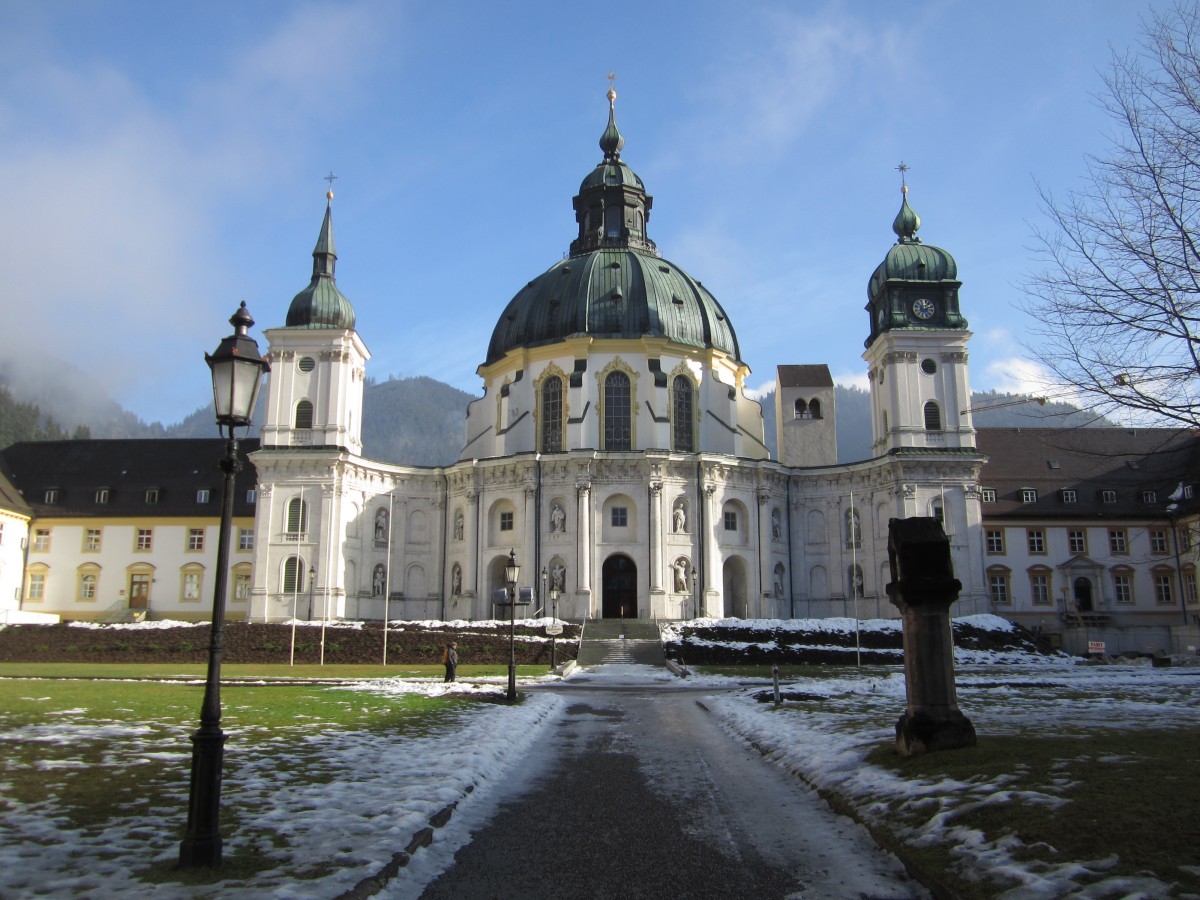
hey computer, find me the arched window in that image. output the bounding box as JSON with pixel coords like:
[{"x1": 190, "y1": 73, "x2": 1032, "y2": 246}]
[
  {"x1": 294, "y1": 399, "x2": 314, "y2": 430},
  {"x1": 672, "y1": 375, "x2": 694, "y2": 452},
  {"x1": 541, "y1": 376, "x2": 563, "y2": 453},
  {"x1": 603, "y1": 371, "x2": 632, "y2": 450},
  {"x1": 924, "y1": 401, "x2": 942, "y2": 432},
  {"x1": 793, "y1": 398, "x2": 806, "y2": 419},
  {"x1": 282, "y1": 556, "x2": 306, "y2": 594},
  {"x1": 808, "y1": 399, "x2": 822, "y2": 419},
  {"x1": 286, "y1": 497, "x2": 308, "y2": 539}
]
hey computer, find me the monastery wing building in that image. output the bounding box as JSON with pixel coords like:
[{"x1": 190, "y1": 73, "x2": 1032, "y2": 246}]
[{"x1": 248, "y1": 90, "x2": 989, "y2": 623}]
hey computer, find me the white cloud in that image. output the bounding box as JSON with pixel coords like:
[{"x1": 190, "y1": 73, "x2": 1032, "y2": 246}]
[
  {"x1": 834, "y1": 369, "x2": 870, "y2": 391},
  {"x1": 743, "y1": 379, "x2": 776, "y2": 400},
  {"x1": 0, "y1": 2, "x2": 394, "y2": 423}
]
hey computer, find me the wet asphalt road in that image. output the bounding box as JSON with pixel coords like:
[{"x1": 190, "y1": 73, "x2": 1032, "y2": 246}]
[{"x1": 413, "y1": 678, "x2": 927, "y2": 900}]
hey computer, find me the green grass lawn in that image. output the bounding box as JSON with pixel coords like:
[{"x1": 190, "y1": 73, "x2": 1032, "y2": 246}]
[
  {"x1": 0, "y1": 675, "x2": 492, "y2": 887},
  {"x1": 861, "y1": 729, "x2": 1200, "y2": 898},
  {"x1": 0, "y1": 662, "x2": 553, "y2": 679}
]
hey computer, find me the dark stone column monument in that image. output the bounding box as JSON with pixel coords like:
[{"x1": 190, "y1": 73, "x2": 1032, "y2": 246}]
[{"x1": 886, "y1": 517, "x2": 976, "y2": 756}]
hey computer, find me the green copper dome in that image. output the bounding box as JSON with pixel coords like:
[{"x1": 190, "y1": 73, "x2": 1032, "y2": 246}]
[
  {"x1": 286, "y1": 197, "x2": 357, "y2": 330},
  {"x1": 868, "y1": 189, "x2": 958, "y2": 299},
  {"x1": 486, "y1": 89, "x2": 741, "y2": 366}
]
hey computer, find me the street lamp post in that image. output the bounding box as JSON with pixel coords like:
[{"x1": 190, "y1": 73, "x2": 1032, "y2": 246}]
[
  {"x1": 549, "y1": 587, "x2": 560, "y2": 669},
  {"x1": 506, "y1": 549, "x2": 521, "y2": 703},
  {"x1": 541, "y1": 567, "x2": 548, "y2": 617},
  {"x1": 690, "y1": 571, "x2": 698, "y2": 620},
  {"x1": 179, "y1": 302, "x2": 269, "y2": 869}
]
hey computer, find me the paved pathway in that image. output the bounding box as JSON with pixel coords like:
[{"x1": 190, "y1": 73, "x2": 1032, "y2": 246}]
[{"x1": 397, "y1": 633, "x2": 928, "y2": 900}]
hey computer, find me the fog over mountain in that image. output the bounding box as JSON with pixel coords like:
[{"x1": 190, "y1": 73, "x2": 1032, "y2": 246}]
[{"x1": 2, "y1": 357, "x2": 1110, "y2": 466}]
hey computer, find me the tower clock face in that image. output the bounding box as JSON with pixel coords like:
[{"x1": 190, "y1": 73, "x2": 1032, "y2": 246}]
[{"x1": 911, "y1": 297, "x2": 936, "y2": 320}]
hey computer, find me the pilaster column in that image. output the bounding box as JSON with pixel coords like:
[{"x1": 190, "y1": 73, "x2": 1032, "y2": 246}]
[
  {"x1": 757, "y1": 489, "x2": 771, "y2": 618},
  {"x1": 649, "y1": 481, "x2": 664, "y2": 592},
  {"x1": 464, "y1": 489, "x2": 478, "y2": 601},
  {"x1": 703, "y1": 482, "x2": 719, "y2": 616},
  {"x1": 576, "y1": 482, "x2": 592, "y2": 601}
]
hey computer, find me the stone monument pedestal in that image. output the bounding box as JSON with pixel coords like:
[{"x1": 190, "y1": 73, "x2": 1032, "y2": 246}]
[{"x1": 886, "y1": 517, "x2": 977, "y2": 757}]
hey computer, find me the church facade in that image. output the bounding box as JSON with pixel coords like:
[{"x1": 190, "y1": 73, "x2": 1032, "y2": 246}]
[{"x1": 247, "y1": 90, "x2": 990, "y2": 624}]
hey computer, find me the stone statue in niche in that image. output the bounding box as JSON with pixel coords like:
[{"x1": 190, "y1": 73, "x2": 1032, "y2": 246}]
[
  {"x1": 550, "y1": 563, "x2": 566, "y2": 592},
  {"x1": 673, "y1": 557, "x2": 691, "y2": 592},
  {"x1": 550, "y1": 503, "x2": 566, "y2": 533},
  {"x1": 774, "y1": 566, "x2": 785, "y2": 598},
  {"x1": 372, "y1": 563, "x2": 386, "y2": 597},
  {"x1": 451, "y1": 563, "x2": 462, "y2": 596},
  {"x1": 375, "y1": 508, "x2": 389, "y2": 542},
  {"x1": 454, "y1": 509, "x2": 464, "y2": 542},
  {"x1": 771, "y1": 508, "x2": 782, "y2": 542},
  {"x1": 672, "y1": 502, "x2": 687, "y2": 533}
]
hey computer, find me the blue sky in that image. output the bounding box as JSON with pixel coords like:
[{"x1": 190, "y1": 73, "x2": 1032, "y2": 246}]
[{"x1": 0, "y1": 0, "x2": 1163, "y2": 427}]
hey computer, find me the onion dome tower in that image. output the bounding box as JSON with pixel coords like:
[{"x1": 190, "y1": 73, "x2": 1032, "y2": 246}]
[
  {"x1": 467, "y1": 86, "x2": 765, "y2": 460},
  {"x1": 863, "y1": 170, "x2": 974, "y2": 454},
  {"x1": 262, "y1": 188, "x2": 370, "y2": 453}
]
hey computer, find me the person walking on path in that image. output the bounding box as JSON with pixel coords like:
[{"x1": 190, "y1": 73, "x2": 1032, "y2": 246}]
[{"x1": 443, "y1": 642, "x2": 458, "y2": 682}]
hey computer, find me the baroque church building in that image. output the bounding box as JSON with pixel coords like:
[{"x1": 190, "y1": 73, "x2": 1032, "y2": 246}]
[{"x1": 248, "y1": 90, "x2": 989, "y2": 624}]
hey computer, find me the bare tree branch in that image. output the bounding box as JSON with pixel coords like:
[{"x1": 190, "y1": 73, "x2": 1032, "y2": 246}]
[{"x1": 1025, "y1": 2, "x2": 1200, "y2": 428}]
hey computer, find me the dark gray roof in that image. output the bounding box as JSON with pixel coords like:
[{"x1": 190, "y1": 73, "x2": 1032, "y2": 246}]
[
  {"x1": 976, "y1": 427, "x2": 1200, "y2": 521},
  {"x1": 0, "y1": 439, "x2": 260, "y2": 519},
  {"x1": 776, "y1": 365, "x2": 833, "y2": 388}
]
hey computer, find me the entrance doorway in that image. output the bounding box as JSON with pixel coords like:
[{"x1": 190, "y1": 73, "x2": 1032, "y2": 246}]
[
  {"x1": 602, "y1": 554, "x2": 637, "y2": 618},
  {"x1": 129, "y1": 573, "x2": 151, "y2": 609},
  {"x1": 1073, "y1": 577, "x2": 1093, "y2": 612},
  {"x1": 722, "y1": 556, "x2": 749, "y2": 618}
]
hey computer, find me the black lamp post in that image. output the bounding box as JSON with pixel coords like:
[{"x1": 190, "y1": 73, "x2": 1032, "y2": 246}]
[
  {"x1": 549, "y1": 586, "x2": 560, "y2": 669},
  {"x1": 691, "y1": 571, "x2": 698, "y2": 620},
  {"x1": 506, "y1": 549, "x2": 520, "y2": 703},
  {"x1": 541, "y1": 567, "x2": 548, "y2": 616},
  {"x1": 179, "y1": 302, "x2": 269, "y2": 869}
]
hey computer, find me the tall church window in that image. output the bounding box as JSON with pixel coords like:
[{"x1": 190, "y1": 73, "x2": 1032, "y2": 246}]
[
  {"x1": 286, "y1": 497, "x2": 308, "y2": 539},
  {"x1": 808, "y1": 399, "x2": 822, "y2": 419},
  {"x1": 923, "y1": 401, "x2": 942, "y2": 432},
  {"x1": 672, "y1": 375, "x2": 694, "y2": 451},
  {"x1": 541, "y1": 376, "x2": 563, "y2": 453},
  {"x1": 604, "y1": 372, "x2": 632, "y2": 450},
  {"x1": 295, "y1": 399, "x2": 314, "y2": 430}
]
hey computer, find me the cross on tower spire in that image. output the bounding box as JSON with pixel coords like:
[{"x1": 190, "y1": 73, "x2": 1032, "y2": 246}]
[
  {"x1": 324, "y1": 170, "x2": 338, "y2": 200},
  {"x1": 896, "y1": 161, "x2": 909, "y2": 194}
]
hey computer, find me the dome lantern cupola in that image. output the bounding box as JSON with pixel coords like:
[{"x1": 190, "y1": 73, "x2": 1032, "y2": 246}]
[
  {"x1": 285, "y1": 190, "x2": 357, "y2": 330},
  {"x1": 569, "y1": 83, "x2": 656, "y2": 256}
]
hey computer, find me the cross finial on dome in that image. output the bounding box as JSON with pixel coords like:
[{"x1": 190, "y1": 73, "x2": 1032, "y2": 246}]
[
  {"x1": 599, "y1": 74, "x2": 624, "y2": 160},
  {"x1": 891, "y1": 164, "x2": 921, "y2": 243}
]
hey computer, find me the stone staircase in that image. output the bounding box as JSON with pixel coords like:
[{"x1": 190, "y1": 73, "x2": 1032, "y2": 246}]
[{"x1": 576, "y1": 619, "x2": 666, "y2": 667}]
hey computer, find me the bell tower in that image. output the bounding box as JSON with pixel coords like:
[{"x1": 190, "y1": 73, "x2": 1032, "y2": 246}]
[
  {"x1": 863, "y1": 170, "x2": 974, "y2": 455},
  {"x1": 261, "y1": 188, "x2": 370, "y2": 454}
]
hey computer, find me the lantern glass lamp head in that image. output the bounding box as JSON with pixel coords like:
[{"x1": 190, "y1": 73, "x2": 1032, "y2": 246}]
[
  {"x1": 505, "y1": 549, "x2": 520, "y2": 587},
  {"x1": 206, "y1": 302, "x2": 270, "y2": 432}
]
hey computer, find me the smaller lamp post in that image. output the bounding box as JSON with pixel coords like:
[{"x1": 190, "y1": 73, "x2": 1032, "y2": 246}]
[
  {"x1": 505, "y1": 549, "x2": 521, "y2": 702},
  {"x1": 690, "y1": 570, "x2": 698, "y2": 620},
  {"x1": 308, "y1": 566, "x2": 316, "y2": 619},
  {"x1": 179, "y1": 302, "x2": 269, "y2": 868},
  {"x1": 549, "y1": 586, "x2": 560, "y2": 669},
  {"x1": 541, "y1": 567, "x2": 548, "y2": 616}
]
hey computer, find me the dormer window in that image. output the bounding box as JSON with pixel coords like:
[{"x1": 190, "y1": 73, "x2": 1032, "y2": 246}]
[
  {"x1": 95, "y1": 488, "x2": 109, "y2": 504},
  {"x1": 44, "y1": 489, "x2": 59, "y2": 504},
  {"x1": 196, "y1": 489, "x2": 211, "y2": 504},
  {"x1": 146, "y1": 488, "x2": 160, "y2": 504}
]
